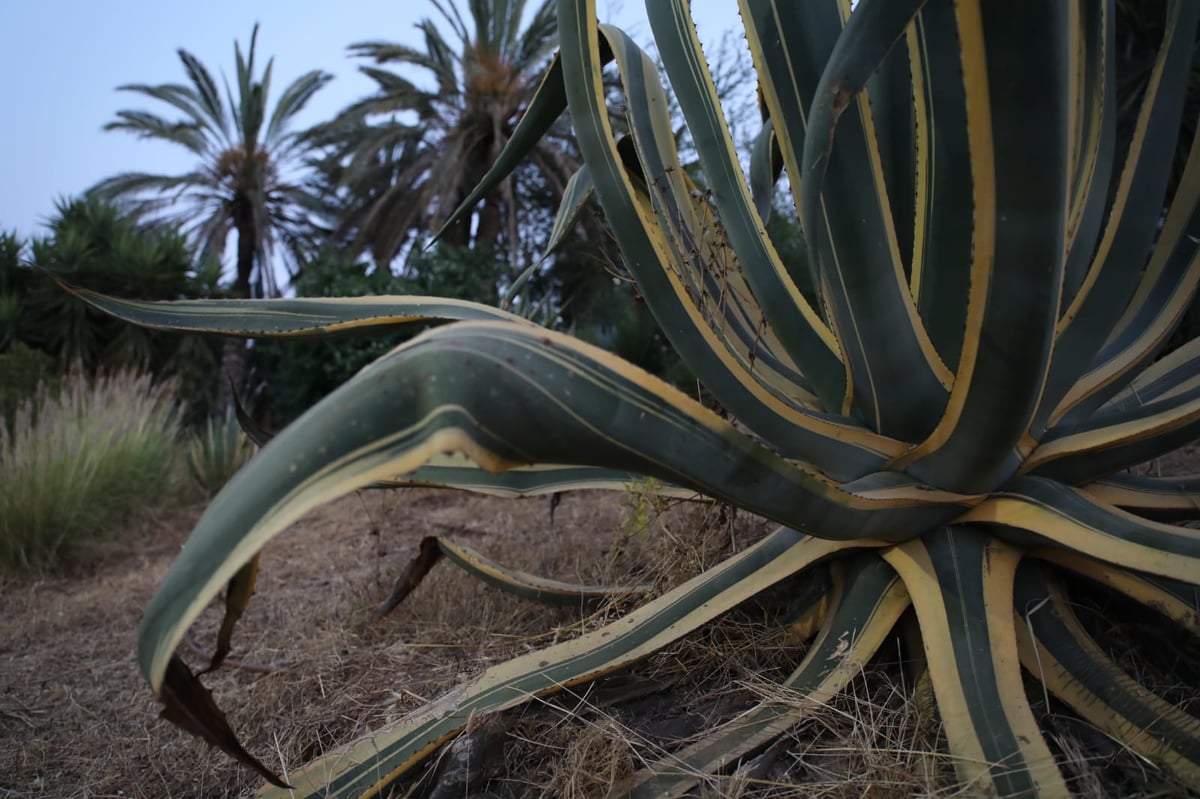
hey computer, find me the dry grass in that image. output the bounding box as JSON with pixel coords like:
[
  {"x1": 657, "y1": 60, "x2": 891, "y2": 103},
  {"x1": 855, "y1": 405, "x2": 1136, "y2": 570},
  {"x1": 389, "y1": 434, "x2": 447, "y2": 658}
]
[
  {"x1": 0, "y1": 368, "x2": 183, "y2": 571},
  {"x1": 2, "y1": 470, "x2": 1199, "y2": 797}
]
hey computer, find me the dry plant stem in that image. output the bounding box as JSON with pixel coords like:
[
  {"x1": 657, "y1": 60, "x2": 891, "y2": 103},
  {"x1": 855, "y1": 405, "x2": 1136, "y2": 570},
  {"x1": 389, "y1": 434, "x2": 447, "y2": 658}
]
[
  {"x1": 182, "y1": 632, "x2": 275, "y2": 675},
  {"x1": 373, "y1": 536, "x2": 444, "y2": 619}
]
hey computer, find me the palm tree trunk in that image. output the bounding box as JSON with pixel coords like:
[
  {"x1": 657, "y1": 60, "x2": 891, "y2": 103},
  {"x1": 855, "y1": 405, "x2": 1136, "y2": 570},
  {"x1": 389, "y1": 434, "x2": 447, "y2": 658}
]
[{"x1": 217, "y1": 211, "x2": 256, "y2": 413}]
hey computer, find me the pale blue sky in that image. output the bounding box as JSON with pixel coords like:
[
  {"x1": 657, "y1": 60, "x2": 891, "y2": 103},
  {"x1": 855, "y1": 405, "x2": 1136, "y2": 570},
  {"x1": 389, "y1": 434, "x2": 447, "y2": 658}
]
[{"x1": 0, "y1": 1, "x2": 740, "y2": 240}]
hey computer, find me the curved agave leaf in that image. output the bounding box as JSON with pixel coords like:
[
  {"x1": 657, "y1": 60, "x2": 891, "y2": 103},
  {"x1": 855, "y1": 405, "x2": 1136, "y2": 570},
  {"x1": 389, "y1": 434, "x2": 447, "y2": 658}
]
[
  {"x1": 637, "y1": 0, "x2": 847, "y2": 411},
  {"x1": 259, "y1": 529, "x2": 870, "y2": 798},
  {"x1": 140, "y1": 321, "x2": 965, "y2": 701},
  {"x1": 903, "y1": 0, "x2": 974, "y2": 371},
  {"x1": 373, "y1": 535, "x2": 650, "y2": 619},
  {"x1": 1033, "y1": 548, "x2": 1200, "y2": 636},
  {"x1": 434, "y1": 536, "x2": 651, "y2": 605},
  {"x1": 960, "y1": 476, "x2": 1200, "y2": 583},
  {"x1": 1028, "y1": 383, "x2": 1200, "y2": 483},
  {"x1": 619, "y1": 552, "x2": 909, "y2": 798},
  {"x1": 1081, "y1": 472, "x2": 1200, "y2": 521},
  {"x1": 739, "y1": 0, "x2": 841, "y2": 225},
  {"x1": 541, "y1": 162, "x2": 595, "y2": 259},
  {"x1": 796, "y1": 0, "x2": 954, "y2": 440},
  {"x1": 1055, "y1": 118, "x2": 1200, "y2": 422},
  {"x1": 894, "y1": 1, "x2": 1072, "y2": 493},
  {"x1": 63, "y1": 283, "x2": 530, "y2": 337},
  {"x1": 556, "y1": 10, "x2": 912, "y2": 479},
  {"x1": 1035, "y1": 0, "x2": 1199, "y2": 434},
  {"x1": 747, "y1": 118, "x2": 783, "y2": 224},
  {"x1": 883, "y1": 528, "x2": 1068, "y2": 797},
  {"x1": 1099, "y1": 337, "x2": 1200, "y2": 411},
  {"x1": 1061, "y1": 0, "x2": 1117, "y2": 305},
  {"x1": 235, "y1": 380, "x2": 676, "y2": 497},
  {"x1": 556, "y1": 8, "x2": 914, "y2": 480},
  {"x1": 1015, "y1": 561, "x2": 1200, "y2": 785}
]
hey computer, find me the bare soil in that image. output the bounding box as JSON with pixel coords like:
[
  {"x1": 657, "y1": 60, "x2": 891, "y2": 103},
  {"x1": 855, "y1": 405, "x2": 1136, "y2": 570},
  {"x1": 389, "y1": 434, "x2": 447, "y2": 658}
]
[{"x1": 3, "y1": 453, "x2": 1199, "y2": 798}]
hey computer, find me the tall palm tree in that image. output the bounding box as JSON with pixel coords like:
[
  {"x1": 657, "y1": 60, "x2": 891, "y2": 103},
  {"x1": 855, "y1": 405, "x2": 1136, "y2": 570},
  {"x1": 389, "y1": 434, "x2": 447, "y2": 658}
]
[
  {"x1": 313, "y1": 0, "x2": 572, "y2": 270},
  {"x1": 93, "y1": 25, "x2": 332, "y2": 299}
]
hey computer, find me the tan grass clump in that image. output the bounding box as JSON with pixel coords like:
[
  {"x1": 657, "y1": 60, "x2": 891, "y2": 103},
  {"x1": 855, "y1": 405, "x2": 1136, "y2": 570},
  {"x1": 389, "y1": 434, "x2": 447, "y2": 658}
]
[{"x1": 0, "y1": 367, "x2": 182, "y2": 571}]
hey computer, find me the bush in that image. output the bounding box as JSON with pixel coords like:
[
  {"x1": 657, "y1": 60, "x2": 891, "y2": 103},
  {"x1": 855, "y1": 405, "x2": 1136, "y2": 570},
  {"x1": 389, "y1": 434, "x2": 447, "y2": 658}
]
[
  {"x1": 0, "y1": 342, "x2": 57, "y2": 424},
  {"x1": 0, "y1": 369, "x2": 182, "y2": 571},
  {"x1": 186, "y1": 410, "x2": 256, "y2": 496}
]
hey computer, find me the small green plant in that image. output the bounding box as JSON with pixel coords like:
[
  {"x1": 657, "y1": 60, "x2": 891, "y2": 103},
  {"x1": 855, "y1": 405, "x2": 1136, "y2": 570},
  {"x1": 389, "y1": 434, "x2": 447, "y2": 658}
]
[
  {"x1": 0, "y1": 369, "x2": 181, "y2": 571},
  {"x1": 186, "y1": 410, "x2": 257, "y2": 496}
]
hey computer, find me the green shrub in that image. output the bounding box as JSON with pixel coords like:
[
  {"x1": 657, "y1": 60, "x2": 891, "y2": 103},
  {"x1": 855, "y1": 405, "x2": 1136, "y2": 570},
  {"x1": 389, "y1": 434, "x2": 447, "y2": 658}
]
[
  {"x1": 186, "y1": 410, "x2": 256, "y2": 496},
  {"x1": 0, "y1": 342, "x2": 56, "y2": 425},
  {"x1": 0, "y1": 369, "x2": 182, "y2": 571}
]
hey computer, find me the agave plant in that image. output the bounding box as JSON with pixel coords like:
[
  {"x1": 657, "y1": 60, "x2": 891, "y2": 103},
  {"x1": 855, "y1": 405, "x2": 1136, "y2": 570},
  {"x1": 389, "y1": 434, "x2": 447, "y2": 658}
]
[
  {"x1": 71, "y1": 0, "x2": 1200, "y2": 796},
  {"x1": 185, "y1": 409, "x2": 258, "y2": 496}
]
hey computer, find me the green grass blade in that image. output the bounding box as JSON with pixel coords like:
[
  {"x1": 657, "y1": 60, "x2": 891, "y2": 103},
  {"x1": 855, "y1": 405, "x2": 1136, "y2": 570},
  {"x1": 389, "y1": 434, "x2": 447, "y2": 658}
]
[{"x1": 883, "y1": 528, "x2": 1069, "y2": 797}]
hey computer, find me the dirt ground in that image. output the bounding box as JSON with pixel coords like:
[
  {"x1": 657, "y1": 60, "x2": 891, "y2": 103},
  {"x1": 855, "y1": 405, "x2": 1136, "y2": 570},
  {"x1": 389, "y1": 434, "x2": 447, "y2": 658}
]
[
  {"x1": 1, "y1": 486, "x2": 778, "y2": 798},
  {"x1": 3, "y1": 452, "x2": 1199, "y2": 798}
]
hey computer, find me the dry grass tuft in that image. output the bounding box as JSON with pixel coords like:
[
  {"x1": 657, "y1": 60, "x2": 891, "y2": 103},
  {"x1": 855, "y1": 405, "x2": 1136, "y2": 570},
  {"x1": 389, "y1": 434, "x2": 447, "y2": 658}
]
[{"x1": 0, "y1": 368, "x2": 183, "y2": 571}]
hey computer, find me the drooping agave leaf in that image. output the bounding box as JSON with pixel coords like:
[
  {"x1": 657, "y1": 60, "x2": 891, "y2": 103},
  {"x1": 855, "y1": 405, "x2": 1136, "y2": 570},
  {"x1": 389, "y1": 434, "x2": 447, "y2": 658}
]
[
  {"x1": 234, "y1": 373, "x2": 665, "y2": 497},
  {"x1": 139, "y1": 320, "x2": 966, "y2": 704},
  {"x1": 373, "y1": 535, "x2": 649, "y2": 618}
]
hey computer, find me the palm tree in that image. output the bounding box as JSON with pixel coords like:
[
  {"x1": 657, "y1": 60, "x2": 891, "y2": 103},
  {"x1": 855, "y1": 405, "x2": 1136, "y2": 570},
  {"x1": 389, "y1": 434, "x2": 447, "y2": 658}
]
[
  {"x1": 93, "y1": 25, "x2": 332, "y2": 299},
  {"x1": 313, "y1": 0, "x2": 572, "y2": 271}
]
